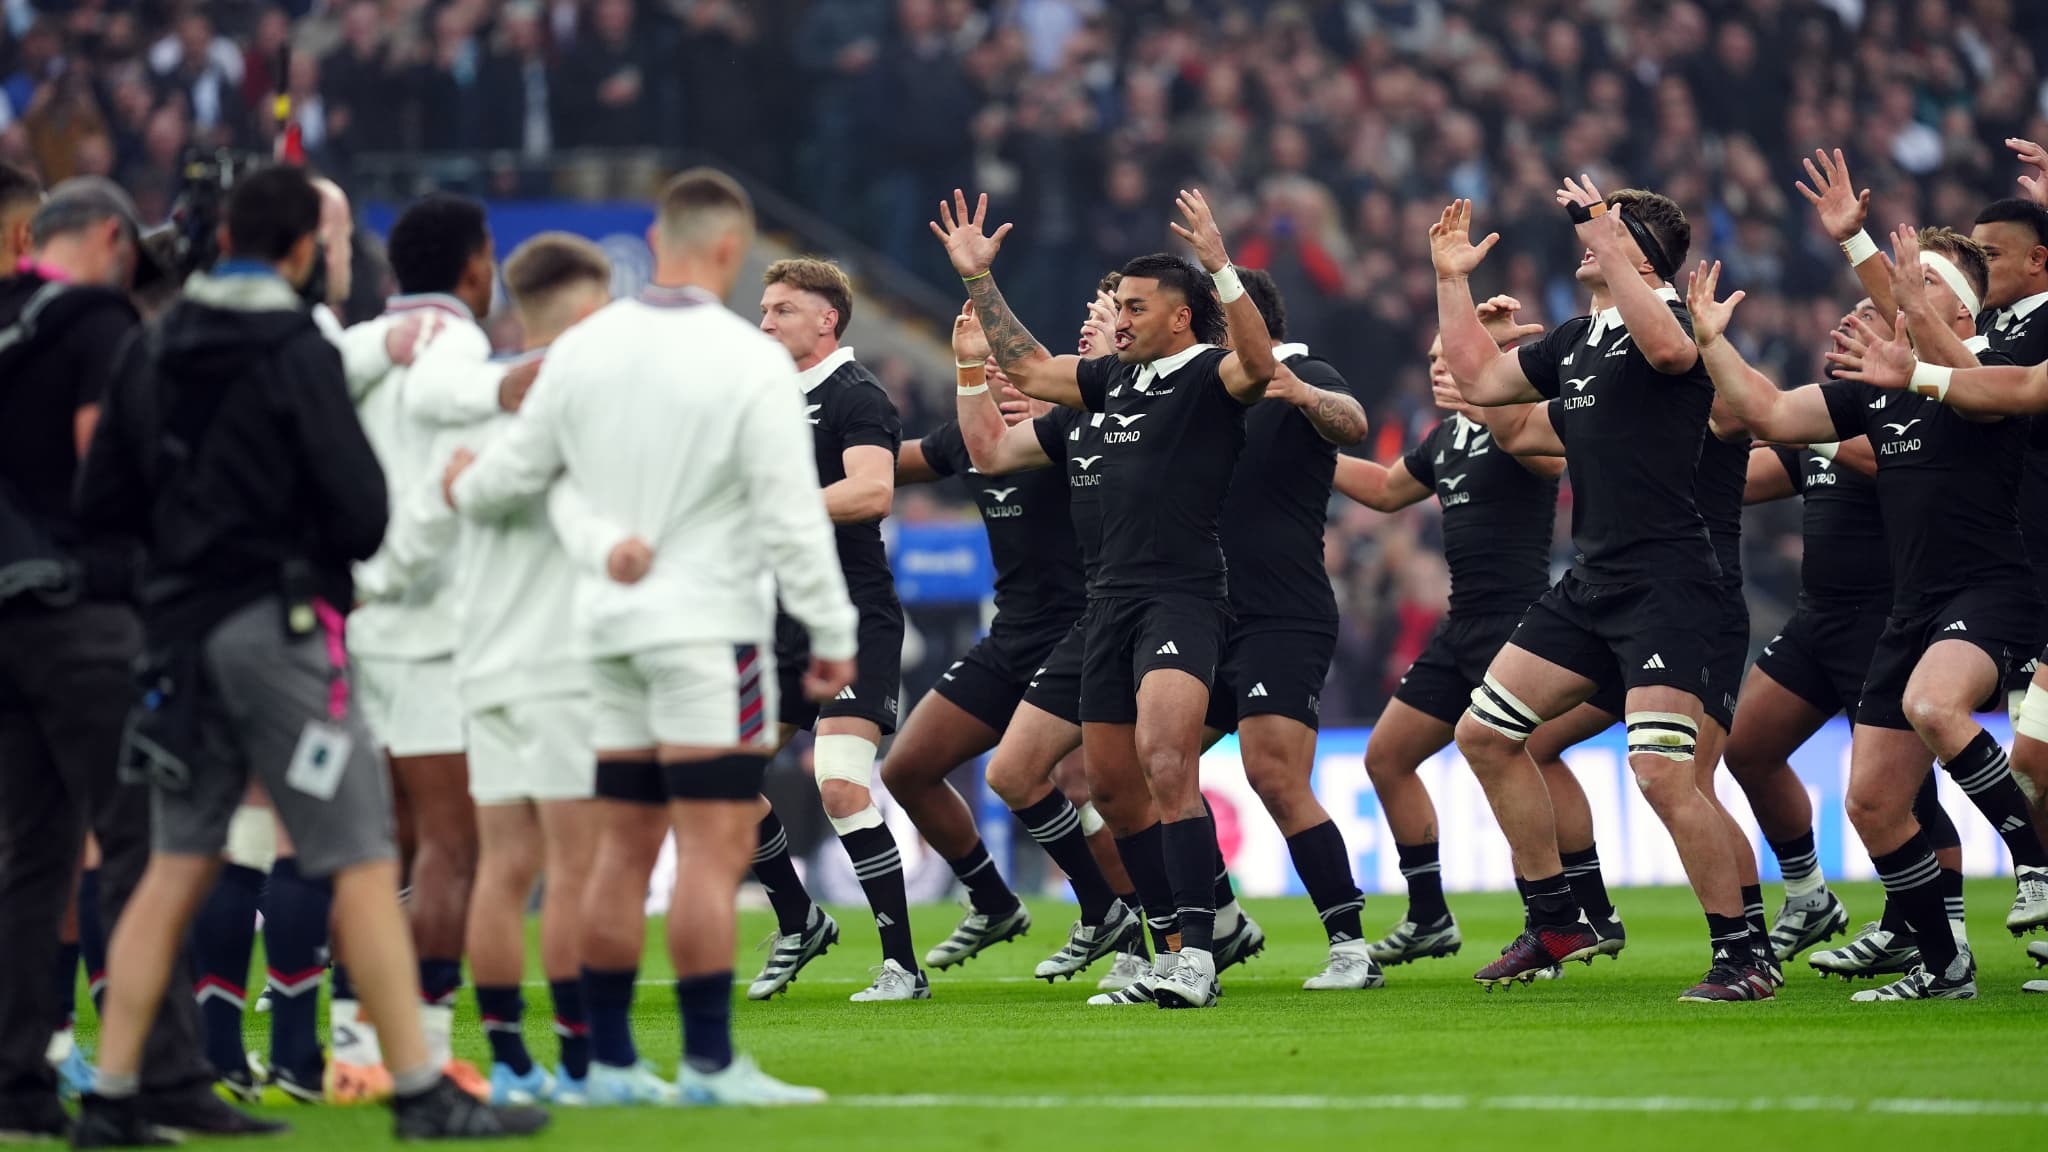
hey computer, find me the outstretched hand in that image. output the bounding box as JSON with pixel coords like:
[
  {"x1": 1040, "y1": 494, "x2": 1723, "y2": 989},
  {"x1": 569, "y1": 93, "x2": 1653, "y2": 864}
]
[
  {"x1": 1168, "y1": 188, "x2": 1231, "y2": 273},
  {"x1": 1884, "y1": 225, "x2": 1928, "y2": 314},
  {"x1": 1555, "y1": 173, "x2": 1625, "y2": 251},
  {"x1": 952, "y1": 301, "x2": 991, "y2": 364},
  {"x1": 1684, "y1": 260, "x2": 1744, "y2": 348},
  {"x1": 1795, "y1": 149, "x2": 1872, "y2": 244},
  {"x1": 2011, "y1": 138, "x2": 2048, "y2": 208},
  {"x1": 1078, "y1": 289, "x2": 1117, "y2": 356},
  {"x1": 1475, "y1": 294, "x2": 1544, "y2": 348},
  {"x1": 929, "y1": 189, "x2": 1013, "y2": 279},
  {"x1": 1826, "y1": 311, "x2": 1916, "y2": 390},
  {"x1": 1429, "y1": 199, "x2": 1500, "y2": 280}
]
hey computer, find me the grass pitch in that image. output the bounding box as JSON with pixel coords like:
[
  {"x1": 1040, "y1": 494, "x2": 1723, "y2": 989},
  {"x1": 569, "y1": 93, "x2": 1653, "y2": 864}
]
[{"x1": 87, "y1": 880, "x2": 2047, "y2": 1150}]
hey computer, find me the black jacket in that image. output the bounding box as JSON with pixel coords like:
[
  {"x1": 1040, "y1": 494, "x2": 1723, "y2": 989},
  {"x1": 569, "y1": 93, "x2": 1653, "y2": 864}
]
[{"x1": 76, "y1": 269, "x2": 388, "y2": 645}]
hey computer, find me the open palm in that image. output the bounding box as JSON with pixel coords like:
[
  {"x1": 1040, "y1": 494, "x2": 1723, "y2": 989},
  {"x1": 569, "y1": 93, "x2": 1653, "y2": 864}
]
[
  {"x1": 929, "y1": 189, "x2": 1013, "y2": 279},
  {"x1": 1685, "y1": 260, "x2": 1744, "y2": 347},
  {"x1": 1795, "y1": 149, "x2": 1870, "y2": 243},
  {"x1": 1430, "y1": 199, "x2": 1499, "y2": 279}
]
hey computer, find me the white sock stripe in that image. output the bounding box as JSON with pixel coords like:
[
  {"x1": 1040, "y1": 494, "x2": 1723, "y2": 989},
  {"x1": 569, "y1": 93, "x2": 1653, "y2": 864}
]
[
  {"x1": 958, "y1": 855, "x2": 995, "y2": 878},
  {"x1": 1561, "y1": 863, "x2": 1599, "y2": 877},
  {"x1": 1951, "y1": 755, "x2": 2013, "y2": 794},
  {"x1": 853, "y1": 850, "x2": 903, "y2": 879},
  {"x1": 1025, "y1": 810, "x2": 1083, "y2": 842},
  {"x1": 752, "y1": 829, "x2": 789, "y2": 863},
  {"x1": 195, "y1": 986, "x2": 246, "y2": 1009},
  {"x1": 1877, "y1": 856, "x2": 1943, "y2": 891},
  {"x1": 1778, "y1": 851, "x2": 1820, "y2": 871},
  {"x1": 1399, "y1": 863, "x2": 1442, "y2": 877},
  {"x1": 1318, "y1": 900, "x2": 1364, "y2": 921}
]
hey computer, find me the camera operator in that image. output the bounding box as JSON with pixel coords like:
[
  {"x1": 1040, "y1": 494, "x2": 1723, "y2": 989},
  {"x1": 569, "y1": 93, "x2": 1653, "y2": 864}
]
[
  {"x1": 72, "y1": 165, "x2": 546, "y2": 1144},
  {"x1": 0, "y1": 177, "x2": 271, "y2": 1144}
]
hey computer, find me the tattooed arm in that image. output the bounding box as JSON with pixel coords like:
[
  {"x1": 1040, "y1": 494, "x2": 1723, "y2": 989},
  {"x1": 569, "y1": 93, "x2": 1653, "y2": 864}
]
[
  {"x1": 932, "y1": 190, "x2": 1086, "y2": 408},
  {"x1": 1264, "y1": 363, "x2": 1369, "y2": 445}
]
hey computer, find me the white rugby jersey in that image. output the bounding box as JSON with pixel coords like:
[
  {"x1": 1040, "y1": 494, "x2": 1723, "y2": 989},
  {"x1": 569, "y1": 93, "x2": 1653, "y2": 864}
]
[{"x1": 451, "y1": 284, "x2": 857, "y2": 662}]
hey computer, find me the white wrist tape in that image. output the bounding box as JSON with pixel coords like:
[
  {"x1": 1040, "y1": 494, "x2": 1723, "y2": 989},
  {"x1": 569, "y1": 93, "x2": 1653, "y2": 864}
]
[
  {"x1": 1841, "y1": 230, "x2": 1879, "y2": 265},
  {"x1": 1212, "y1": 264, "x2": 1245, "y2": 304},
  {"x1": 1808, "y1": 440, "x2": 1839, "y2": 460},
  {"x1": 1909, "y1": 361, "x2": 1953, "y2": 402},
  {"x1": 955, "y1": 383, "x2": 988, "y2": 396}
]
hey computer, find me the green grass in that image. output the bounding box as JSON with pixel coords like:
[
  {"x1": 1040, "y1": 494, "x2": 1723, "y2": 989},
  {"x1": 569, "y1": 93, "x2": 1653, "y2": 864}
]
[{"x1": 80, "y1": 880, "x2": 2048, "y2": 1150}]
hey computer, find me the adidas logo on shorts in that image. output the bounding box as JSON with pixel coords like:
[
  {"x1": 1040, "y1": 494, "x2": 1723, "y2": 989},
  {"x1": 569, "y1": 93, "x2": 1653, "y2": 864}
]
[
  {"x1": 836, "y1": 686, "x2": 857, "y2": 701},
  {"x1": 1642, "y1": 653, "x2": 1666, "y2": 670},
  {"x1": 1156, "y1": 641, "x2": 1180, "y2": 656},
  {"x1": 1944, "y1": 620, "x2": 1968, "y2": 632},
  {"x1": 1247, "y1": 683, "x2": 1269, "y2": 698}
]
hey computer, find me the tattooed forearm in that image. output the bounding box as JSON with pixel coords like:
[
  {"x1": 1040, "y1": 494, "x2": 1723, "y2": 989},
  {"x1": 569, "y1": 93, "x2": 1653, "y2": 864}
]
[
  {"x1": 1304, "y1": 389, "x2": 1369, "y2": 446},
  {"x1": 964, "y1": 273, "x2": 1048, "y2": 376}
]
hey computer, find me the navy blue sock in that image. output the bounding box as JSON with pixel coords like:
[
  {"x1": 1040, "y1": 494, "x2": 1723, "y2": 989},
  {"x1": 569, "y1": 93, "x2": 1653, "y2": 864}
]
[
  {"x1": 476, "y1": 986, "x2": 532, "y2": 1075},
  {"x1": 549, "y1": 979, "x2": 591, "y2": 1080},
  {"x1": 261, "y1": 857, "x2": 331, "y2": 1084},
  {"x1": 51, "y1": 941, "x2": 79, "y2": 1031},
  {"x1": 419, "y1": 958, "x2": 463, "y2": 1007},
  {"x1": 582, "y1": 967, "x2": 638, "y2": 1068},
  {"x1": 675, "y1": 972, "x2": 735, "y2": 1073},
  {"x1": 77, "y1": 869, "x2": 105, "y2": 1014},
  {"x1": 330, "y1": 963, "x2": 356, "y2": 1003},
  {"x1": 191, "y1": 863, "x2": 264, "y2": 1077}
]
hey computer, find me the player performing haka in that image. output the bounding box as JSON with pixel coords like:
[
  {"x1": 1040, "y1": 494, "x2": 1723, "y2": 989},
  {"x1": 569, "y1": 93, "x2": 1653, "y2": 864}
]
[
  {"x1": 933, "y1": 187, "x2": 1276, "y2": 1009},
  {"x1": 1336, "y1": 317, "x2": 1562, "y2": 968},
  {"x1": 1698, "y1": 222, "x2": 2048, "y2": 1001},
  {"x1": 1435, "y1": 184, "x2": 1768, "y2": 1002},
  {"x1": 743, "y1": 259, "x2": 927, "y2": 1003}
]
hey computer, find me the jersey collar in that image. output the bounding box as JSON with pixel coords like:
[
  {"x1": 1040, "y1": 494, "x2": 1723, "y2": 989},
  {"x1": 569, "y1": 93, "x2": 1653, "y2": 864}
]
[
  {"x1": 637, "y1": 283, "x2": 721, "y2": 309},
  {"x1": 1272, "y1": 342, "x2": 1310, "y2": 360},
  {"x1": 1585, "y1": 284, "x2": 1679, "y2": 345},
  {"x1": 798, "y1": 345, "x2": 857, "y2": 393},
  {"x1": 1964, "y1": 333, "x2": 1992, "y2": 354},
  {"x1": 1134, "y1": 341, "x2": 1214, "y2": 392},
  {"x1": 385, "y1": 292, "x2": 474, "y2": 322},
  {"x1": 1995, "y1": 290, "x2": 2048, "y2": 328}
]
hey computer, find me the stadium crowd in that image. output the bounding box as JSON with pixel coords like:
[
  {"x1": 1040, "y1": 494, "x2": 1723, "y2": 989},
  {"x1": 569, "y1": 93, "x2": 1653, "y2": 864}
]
[{"x1": 6, "y1": 0, "x2": 2048, "y2": 727}]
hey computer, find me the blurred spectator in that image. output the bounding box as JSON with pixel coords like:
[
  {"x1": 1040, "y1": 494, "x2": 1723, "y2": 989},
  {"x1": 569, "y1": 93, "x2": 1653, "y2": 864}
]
[
  {"x1": 559, "y1": 0, "x2": 650, "y2": 149},
  {"x1": 321, "y1": 0, "x2": 398, "y2": 155},
  {"x1": 147, "y1": 7, "x2": 244, "y2": 144}
]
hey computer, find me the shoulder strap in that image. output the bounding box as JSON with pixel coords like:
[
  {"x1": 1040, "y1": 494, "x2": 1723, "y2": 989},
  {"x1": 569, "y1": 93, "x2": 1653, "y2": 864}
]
[{"x1": 0, "y1": 281, "x2": 76, "y2": 360}]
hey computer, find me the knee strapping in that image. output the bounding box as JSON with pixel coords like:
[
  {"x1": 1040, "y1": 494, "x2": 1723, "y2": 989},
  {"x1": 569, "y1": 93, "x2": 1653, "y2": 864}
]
[
  {"x1": 827, "y1": 805, "x2": 885, "y2": 836},
  {"x1": 813, "y1": 734, "x2": 878, "y2": 790},
  {"x1": 224, "y1": 805, "x2": 278, "y2": 872},
  {"x1": 1626, "y1": 711, "x2": 1699, "y2": 762},
  {"x1": 1077, "y1": 801, "x2": 1106, "y2": 837},
  {"x1": 1466, "y1": 674, "x2": 1541, "y2": 742},
  {"x1": 2017, "y1": 683, "x2": 2048, "y2": 746}
]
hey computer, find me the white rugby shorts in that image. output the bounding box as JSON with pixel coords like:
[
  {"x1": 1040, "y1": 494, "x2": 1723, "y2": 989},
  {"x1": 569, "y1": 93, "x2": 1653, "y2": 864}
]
[
  {"x1": 591, "y1": 642, "x2": 777, "y2": 752},
  {"x1": 467, "y1": 695, "x2": 596, "y2": 805},
  {"x1": 356, "y1": 655, "x2": 467, "y2": 757}
]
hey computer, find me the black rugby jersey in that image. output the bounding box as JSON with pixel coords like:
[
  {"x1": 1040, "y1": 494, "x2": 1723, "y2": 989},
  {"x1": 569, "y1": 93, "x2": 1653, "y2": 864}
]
[
  {"x1": 1216, "y1": 346, "x2": 1352, "y2": 626},
  {"x1": 920, "y1": 420, "x2": 1085, "y2": 637},
  {"x1": 1401, "y1": 412, "x2": 1558, "y2": 616},
  {"x1": 1978, "y1": 296, "x2": 2048, "y2": 601},
  {"x1": 1518, "y1": 289, "x2": 1719, "y2": 585},
  {"x1": 1767, "y1": 445, "x2": 1890, "y2": 611},
  {"x1": 1822, "y1": 342, "x2": 2031, "y2": 613},
  {"x1": 1033, "y1": 403, "x2": 1108, "y2": 579},
  {"x1": 1074, "y1": 343, "x2": 1246, "y2": 599},
  {"x1": 799, "y1": 348, "x2": 902, "y2": 606},
  {"x1": 1697, "y1": 428, "x2": 1751, "y2": 589}
]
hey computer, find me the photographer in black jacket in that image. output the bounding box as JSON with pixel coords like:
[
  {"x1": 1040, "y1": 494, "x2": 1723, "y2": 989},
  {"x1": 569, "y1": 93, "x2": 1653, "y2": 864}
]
[
  {"x1": 73, "y1": 165, "x2": 546, "y2": 1146},
  {"x1": 0, "y1": 178, "x2": 268, "y2": 1144}
]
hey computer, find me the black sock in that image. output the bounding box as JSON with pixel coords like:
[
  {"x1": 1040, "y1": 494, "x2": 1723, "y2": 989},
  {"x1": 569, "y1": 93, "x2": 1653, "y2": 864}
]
[
  {"x1": 1523, "y1": 872, "x2": 1580, "y2": 929},
  {"x1": 1290, "y1": 821, "x2": 1365, "y2": 942},
  {"x1": 838, "y1": 823, "x2": 918, "y2": 971},
  {"x1": 1162, "y1": 815, "x2": 1218, "y2": 953},
  {"x1": 1393, "y1": 840, "x2": 1447, "y2": 925},
  {"x1": 1706, "y1": 912, "x2": 1753, "y2": 962},
  {"x1": 331, "y1": 963, "x2": 356, "y2": 1003},
  {"x1": 1872, "y1": 831, "x2": 1958, "y2": 972},
  {"x1": 476, "y1": 985, "x2": 532, "y2": 1075},
  {"x1": 261, "y1": 857, "x2": 331, "y2": 1084},
  {"x1": 1740, "y1": 883, "x2": 1767, "y2": 940},
  {"x1": 675, "y1": 972, "x2": 734, "y2": 1073},
  {"x1": 752, "y1": 812, "x2": 817, "y2": 937},
  {"x1": 1768, "y1": 830, "x2": 1822, "y2": 886},
  {"x1": 1940, "y1": 866, "x2": 1966, "y2": 927},
  {"x1": 1943, "y1": 729, "x2": 2048, "y2": 866},
  {"x1": 419, "y1": 958, "x2": 463, "y2": 1008},
  {"x1": 1914, "y1": 771, "x2": 1962, "y2": 850},
  {"x1": 1878, "y1": 893, "x2": 1910, "y2": 935},
  {"x1": 946, "y1": 840, "x2": 1021, "y2": 917},
  {"x1": 549, "y1": 978, "x2": 591, "y2": 1080},
  {"x1": 1560, "y1": 846, "x2": 1614, "y2": 922},
  {"x1": 192, "y1": 862, "x2": 263, "y2": 1077},
  {"x1": 50, "y1": 941, "x2": 79, "y2": 1032},
  {"x1": 77, "y1": 868, "x2": 106, "y2": 1014},
  {"x1": 581, "y1": 967, "x2": 638, "y2": 1068},
  {"x1": 1115, "y1": 824, "x2": 1176, "y2": 952},
  {"x1": 1014, "y1": 792, "x2": 1116, "y2": 924},
  {"x1": 1203, "y1": 797, "x2": 1235, "y2": 910}
]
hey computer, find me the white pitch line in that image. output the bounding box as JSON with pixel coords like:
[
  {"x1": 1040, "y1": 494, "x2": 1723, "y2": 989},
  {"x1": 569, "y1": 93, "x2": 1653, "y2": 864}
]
[{"x1": 827, "y1": 1093, "x2": 2048, "y2": 1118}]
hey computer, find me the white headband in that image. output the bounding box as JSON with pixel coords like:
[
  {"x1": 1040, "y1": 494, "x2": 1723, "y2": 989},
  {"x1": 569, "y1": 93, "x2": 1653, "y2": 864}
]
[{"x1": 1920, "y1": 250, "x2": 1982, "y2": 318}]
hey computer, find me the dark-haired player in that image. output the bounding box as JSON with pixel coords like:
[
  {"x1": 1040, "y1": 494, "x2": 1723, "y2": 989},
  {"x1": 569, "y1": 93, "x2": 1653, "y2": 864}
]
[
  {"x1": 933, "y1": 189, "x2": 1277, "y2": 1008},
  {"x1": 1197, "y1": 268, "x2": 1378, "y2": 989},
  {"x1": 1704, "y1": 223, "x2": 2048, "y2": 1000},
  {"x1": 1337, "y1": 317, "x2": 1562, "y2": 968},
  {"x1": 1435, "y1": 183, "x2": 1769, "y2": 1002},
  {"x1": 743, "y1": 257, "x2": 926, "y2": 1003},
  {"x1": 0, "y1": 161, "x2": 41, "y2": 270}
]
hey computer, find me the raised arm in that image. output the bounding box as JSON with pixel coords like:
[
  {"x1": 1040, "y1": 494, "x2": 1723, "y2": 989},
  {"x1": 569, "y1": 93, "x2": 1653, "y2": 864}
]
[
  {"x1": 1829, "y1": 312, "x2": 2048, "y2": 417},
  {"x1": 1797, "y1": 148, "x2": 1895, "y2": 321},
  {"x1": 1558, "y1": 175, "x2": 1694, "y2": 373},
  {"x1": 1883, "y1": 226, "x2": 1978, "y2": 370},
  {"x1": 931, "y1": 190, "x2": 1084, "y2": 408},
  {"x1": 1169, "y1": 188, "x2": 1274, "y2": 401},
  {"x1": 1264, "y1": 363, "x2": 1368, "y2": 446},
  {"x1": 1471, "y1": 400, "x2": 1566, "y2": 457},
  {"x1": 953, "y1": 308, "x2": 1054, "y2": 474},
  {"x1": 1431, "y1": 201, "x2": 1541, "y2": 405},
  {"x1": 1743, "y1": 445, "x2": 1797, "y2": 505},
  {"x1": 1332, "y1": 455, "x2": 1430, "y2": 513},
  {"x1": 1688, "y1": 261, "x2": 1841, "y2": 444},
  {"x1": 1832, "y1": 435, "x2": 1876, "y2": 477}
]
